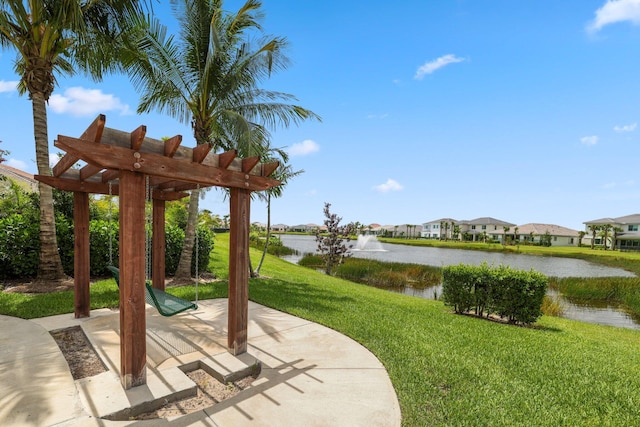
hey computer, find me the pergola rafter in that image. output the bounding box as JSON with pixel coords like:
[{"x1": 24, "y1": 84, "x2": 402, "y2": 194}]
[{"x1": 35, "y1": 114, "x2": 280, "y2": 389}]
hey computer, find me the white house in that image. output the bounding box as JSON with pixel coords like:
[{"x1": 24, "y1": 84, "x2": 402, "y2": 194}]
[
  {"x1": 459, "y1": 217, "x2": 516, "y2": 242},
  {"x1": 515, "y1": 223, "x2": 579, "y2": 247},
  {"x1": 584, "y1": 214, "x2": 640, "y2": 250},
  {"x1": 421, "y1": 218, "x2": 457, "y2": 239}
]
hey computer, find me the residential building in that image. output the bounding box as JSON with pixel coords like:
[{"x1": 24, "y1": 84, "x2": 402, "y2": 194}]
[
  {"x1": 584, "y1": 214, "x2": 640, "y2": 250},
  {"x1": 515, "y1": 223, "x2": 579, "y2": 246},
  {"x1": 270, "y1": 223, "x2": 288, "y2": 232},
  {"x1": 421, "y1": 218, "x2": 457, "y2": 239},
  {"x1": 459, "y1": 217, "x2": 516, "y2": 242},
  {"x1": 0, "y1": 164, "x2": 38, "y2": 194}
]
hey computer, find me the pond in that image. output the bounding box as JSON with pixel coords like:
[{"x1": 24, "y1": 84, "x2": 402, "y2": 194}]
[
  {"x1": 277, "y1": 234, "x2": 640, "y2": 330},
  {"x1": 278, "y1": 235, "x2": 634, "y2": 277}
]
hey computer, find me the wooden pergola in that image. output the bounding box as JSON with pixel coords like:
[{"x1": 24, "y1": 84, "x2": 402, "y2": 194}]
[{"x1": 35, "y1": 114, "x2": 280, "y2": 389}]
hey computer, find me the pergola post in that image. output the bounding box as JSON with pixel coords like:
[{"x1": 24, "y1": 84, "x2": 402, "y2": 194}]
[
  {"x1": 118, "y1": 170, "x2": 147, "y2": 389},
  {"x1": 152, "y1": 198, "x2": 166, "y2": 291},
  {"x1": 228, "y1": 187, "x2": 251, "y2": 355},
  {"x1": 73, "y1": 191, "x2": 90, "y2": 318}
]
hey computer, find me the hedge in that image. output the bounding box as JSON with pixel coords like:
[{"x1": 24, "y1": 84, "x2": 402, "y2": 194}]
[
  {"x1": 0, "y1": 216, "x2": 213, "y2": 279},
  {"x1": 442, "y1": 263, "x2": 548, "y2": 325}
]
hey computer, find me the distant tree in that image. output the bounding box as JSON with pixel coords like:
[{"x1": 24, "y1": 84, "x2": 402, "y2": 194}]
[
  {"x1": 254, "y1": 149, "x2": 303, "y2": 277},
  {"x1": 482, "y1": 231, "x2": 488, "y2": 243},
  {"x1": 600, "y1": 223, "x2": 613, "y2": 250},
  {"x1": 316, "y1": 203, "x2": 354, "y2": 275},
  {"x1": 452, "y1": 224, "x2": 461, "y2": 240},
  {"x1": 0, "y1": 140, "x2": 7, "y2": 163},
  {"x1": 611, "y1": 226, "x2": 623, "y2": 251},
  {"x1": 513, "y1": 226, "x2": 519, "y2": 244},
  {"x1": 588, "y1": 224, "x2": 600, "y2": 249},
  {"x1": 578, "y1": 231, "x2": 586, "y2": 247},
  {"x1": 502, "y1": 226, "x2": 510, "y2": 246},
  {"x1": 540, "y1": 231, "x2": 552, "y2": 247}
]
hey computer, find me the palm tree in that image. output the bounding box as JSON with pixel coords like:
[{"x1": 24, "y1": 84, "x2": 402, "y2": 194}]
[
  {"x1": 452, "y1": 224, "x2": 461, "y2": 240},
  {"x1": 600, "y1": 223, "x2": 613, "y2": 250},
  {"x1": 611, "y1": 226, "x2": 623, "y2": 251},
  {"x1": 252, "y1": 145, "x2": 302, "y2": 276},
  {"x1": 0, "y1": 0, "x2": 144, "y2": 280},
  {"x1": 588, "y1": 224, "x2": 600, "y2": 249},
  {"x1": 122, "y1": 0, "x2": 319, "y2": 279},
  {"x1": 578, "y1": 231, "x2": 586, "y2": 247},
  {"x1": 502, "y1": 226, "x2": 510, "y2": 246}
]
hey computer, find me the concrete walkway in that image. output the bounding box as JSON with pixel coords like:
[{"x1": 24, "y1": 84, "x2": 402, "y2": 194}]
[{"x1": 0, "y1": 300, "x2": 401, "y2": 426}]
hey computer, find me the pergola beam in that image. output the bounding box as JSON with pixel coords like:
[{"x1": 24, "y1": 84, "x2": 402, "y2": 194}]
[
  {"x1": 55, "y1": 136, "x2": 280, "y2": 191},
  {"x1": 53, "y1": 114, "x2": 106, "y2": 177}
]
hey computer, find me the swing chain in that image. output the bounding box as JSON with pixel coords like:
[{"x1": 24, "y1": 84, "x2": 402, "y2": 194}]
[
  {"x1": 195, "y1": 184, "x2": 200, "y2": 303},
  {"x1": 146, "y1": 175, "x2": 152, "y2": 281},
  {"x1": 108, "y1": 181, "x2": 113, "y2": 266}
]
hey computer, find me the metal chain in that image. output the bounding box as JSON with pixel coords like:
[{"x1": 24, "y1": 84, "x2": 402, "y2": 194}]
[
  {"x1": 195, "y1": 184, "x2": 200, "y2": 303},
  {"x1": 146, "y1": 175, "x2": 151, "y2": 281},
  {"x1": 108, "y1": 181, "x2": 113, "y2": 266}
]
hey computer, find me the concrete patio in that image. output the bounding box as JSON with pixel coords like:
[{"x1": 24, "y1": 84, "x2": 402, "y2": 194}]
[{"x1": 0, "y1": 299, "x2": 401, "y2": 426}]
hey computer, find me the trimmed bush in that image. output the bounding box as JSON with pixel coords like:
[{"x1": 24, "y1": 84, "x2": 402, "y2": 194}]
[
  {"x1": 442, "y1": 263, "x2": 547, "y2": 325},
  {"x1": 0, "y1": 213, "x2": 40, "y2": 278}
]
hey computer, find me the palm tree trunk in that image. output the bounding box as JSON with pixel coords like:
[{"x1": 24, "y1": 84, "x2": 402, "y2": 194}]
[
  {"x1": 33, "y1": 92, "x2": 64, "y2": 280},
  {"x1": 175, "y1": 189, "x2": 199, "y2": 279},
  {"x1": 255, "y1": 194, "x2": 271, "y2": 276}
]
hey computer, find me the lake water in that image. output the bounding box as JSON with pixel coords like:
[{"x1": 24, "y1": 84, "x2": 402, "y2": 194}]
[
  {"x1": 278, "y1": 235, "x2": 634, "y2": 278},
  {"x1": 277, "y1": 234, "x2": 640, "y2": 330}
]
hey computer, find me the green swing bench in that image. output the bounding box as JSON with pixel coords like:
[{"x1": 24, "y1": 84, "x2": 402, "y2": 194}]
[{"x1": 107, "y1": 266, "x2": 197, "y2": 317}]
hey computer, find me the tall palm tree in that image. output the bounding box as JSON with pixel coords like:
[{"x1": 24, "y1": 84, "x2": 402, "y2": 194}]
[
  {"x1": 122, "y1": 0, "x2": 319, "y2": 279},
  {"x1": 0, "y1": 0, "x2": 144, "y2": 280}
]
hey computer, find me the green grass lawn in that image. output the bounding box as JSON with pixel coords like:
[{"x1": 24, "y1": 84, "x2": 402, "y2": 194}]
[{"x1": 1, "y1": 234, "x2": 640, "y2": 426}]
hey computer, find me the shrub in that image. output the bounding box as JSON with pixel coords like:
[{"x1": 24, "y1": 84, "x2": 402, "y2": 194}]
[
  {"x1": 191, "y1": 226, "x2": 214, "y2": 275},
  {"x1": 0, "y1": 213, "x2": 39, "y2": 278},
  {"x1": 442, "y1": 263, "x2": 548, "y2": 325},
  {"x1": 165, "y1": 224, "x2": 185, "y2": 274}
]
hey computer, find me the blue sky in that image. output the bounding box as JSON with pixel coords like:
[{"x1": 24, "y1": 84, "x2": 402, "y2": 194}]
[{"x1": 2, "y1": 0, "x2": 640, "y2": 230}]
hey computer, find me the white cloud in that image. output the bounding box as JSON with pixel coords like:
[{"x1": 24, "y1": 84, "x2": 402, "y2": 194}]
[
  {"x1": 0, "y1": 80, "x2": 18, "y2": 93},
  {"x1": 600, "y1": 179, "x2": 635, "y2": 189},
  {"x1": 5, "y1": 158, "x2": 27, "y2": 170},
  {"x1": 49, "y1": 87, "x2": 131, "y2": 117},
  {"x1": 288, "y1": 139, "x2": 319, "y2": 156},
  {"x1": 587, "y1": 0, "x2": 640, "y2": 32},
  {"x1": 614, "y1": 122, "x2": 637, "y2": 132},
  {"x1": 49, "y1": 153, "x2": 60, "y2": 168},
  {"x1": 581, "y1": 135, "x2": 599, "y2": 146},
  {"x1": 373, "y1": 178, "x2": 403, "y2": 193},
  {"x1": 414, "y1": 54, "x2": 465, "y2": 80},
  {"x1": 366, "y1": 113, "x2": 389, "y2": 120}
]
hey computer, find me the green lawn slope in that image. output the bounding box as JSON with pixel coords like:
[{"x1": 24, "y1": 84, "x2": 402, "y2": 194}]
[{"x1": 1, "y1": 233, "x2": 639, "y2": 426}]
